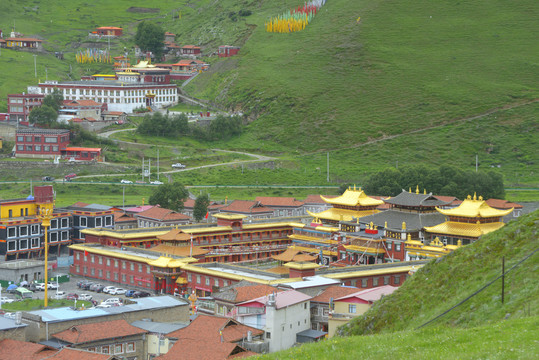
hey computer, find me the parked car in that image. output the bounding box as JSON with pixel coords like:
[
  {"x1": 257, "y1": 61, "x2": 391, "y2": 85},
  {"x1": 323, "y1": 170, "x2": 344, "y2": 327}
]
[
  {"x1": 110, "y1": 288, "x2": 126, "y2": 295},
  {"x1": 77, "y1": 280, "x2": 89, "y2": 288},
  {"x1": 0, "y1": 297, "x2": 15, "y2": 304},
  {"x1": 101, "y1": 298, "x2": 122, "y2": 305},
  {"x1": 79, "y1": 293, "x2": 92, "y2": 301},
  {"x1": 150, "y1": 180, "x2": 163, "y2": 185},
  {"x1": 66, "y1": 293, "x2": 78, "y2": 300},
  {"x1": 42, "y1": 176, "x2": 55, "y2": 181},
  {"x1": 64, "y1": 173, "x2": 77, "y2": 181},
  {"x1": 171, "y1": 163, "x2": 186, "y2": 169},
  {"x1": 81, "y1": 282, "x2": 94, "y2": 290},
  {"x1": 54, "y1": 291, "x2": 66, "y2": 300},
  {"x1": 102, "y1": 286, "x2": 116, "y2": 294},
  {"x1": 133, "y1": 291, "x2": 151, "y2": 298},
  {"x1": 125, "y1": 290, "x2": 137, "y2": 297},
  {"x1": 95, "y1": 303, "x2": 112, "y2": 308},
  {"x1": 49, "y1": 283, "x2": 59, "y2": 290},
  {"x1": 120, "y1": 179, "x2": 133, "y2": 184},
  {"x1": 35, "y1": 283, "x2": 46, "y2": 291},
  {"x1": 89, "y1": 283, "x2": 103, "y2": 292}
]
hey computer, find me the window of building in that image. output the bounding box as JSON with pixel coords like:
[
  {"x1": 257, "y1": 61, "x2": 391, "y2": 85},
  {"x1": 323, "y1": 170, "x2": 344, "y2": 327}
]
[
  {"x1": 349, "y1": 304, "x2": 357, "y2": 313},
  {"x1": 19, "y1": 226, "x2": 28, "y2": 236},
  {"x1": 361, "y1": 278, "x2": 368, "y2": 288},
  {"x1": 394, "y1": 275, "x2": 401, "y2": 285},
  {"x1": 44, "y1": 145, "x2": 50, "y2": 152},
  {"x1": 196, "y1": 275, "x2": 201, "y2": 284},
  {"x1": 76, "y1": 253, "x2": 80, "y2": 260},
  {"x1": 17, "y1": 136, "x2": 23, "y2": 142},
  {"x1": 88, "y1": 347, "x2": 96, "y2": 352},
  {"x1": 373, "y1": 277, "x2": 379, "y2": 287},
  {"x1": 187, "y1": 274, "x2": 192, "y2": 282},
  {"x1": 91, "y1": 255, "x2": 95, "y2": 263},
  {"x1": 25, "y1": 145, "x2": 33, "y2": 152},
  {"x1": 19, "y1": 239, "x2": 28, "y2": 250},
  {"x1": 130, "y1": 263, "x2": 134, "y2": 271},
  {"x1": 76, "y1": 265, "x2": 80, "y2": 273},
  {"x1": 387, "y1": 241, "x2": 392, "y2": 250},
  {"x1": 223, "y1": 280, "x2": 228, "y2": 287},
  {"x1": 83, "y1": 266, "x2": 88, "y2": 274},
  {"x1": 122, "y1": 274, "x2": 126, "y2": 282},
  {"x1": 138, "y1": 264, "x2": 142, "y2": 272},
  {"x1": 7, "y1": 227, "x2": 16, "y2": 238},
  {"x1": 61, "y1": 218, "x2": 68, "y2": 228},
  {"x1": 52, "y1": 146, "x2": 58, "y2": 152},
  {"x1": 215, "y1": 279, "x2": 219, "y2": 287},
  {"x1": 130, "y1": 276, "x2": 134, "y2": 284},
  {"x1": 25, "y1": 136, "x2": 32, "y2": 142},
  {"x1": 98, "y1": 269, "x2": 103, "y2": 277},
  {"x1": 115, "y1": 260, "x2": 119, "y2": 268},
  {"x1": 122, "y1": 261, "x2": 126, "y2": 269},
  {"x1": 106, "y1": 271, "x2": 111, "y2": 279},
  {"x1": 266, "y1": 332, "x2": 271, "y2": 339},
  {"x1": 147, "y1": 265, "x2": 150, "y2": 274},
  {"x1": 105, "y1": 216, "x2": 112, "y2": 226},
  {"x1": 91, "y1": 268, "x2": 95, "y2": 275},
  {"x1": 50, "y1": 219, "x2": 58, "y2": 229},
  {"x1": 384, "y1": 276, "x2": 390, "y2": 285},
  {"x1": 98, "y1": 256, "x2": 102, "y2": 264},
  {"x1": 31, "y1": 224, "x2": 40, "y2": 235},
  {"x1": 126, "y1": 342, "x2": 135, "y2": 353},
  {"x1": 95, "y1": 217, "x2": 102, "y2": 227},
  {"x1": 31, "y1": 238, "x2": 40, "y2": 248},
  {"x1": 101, "y1": 345, "x2": 109, "y2": 354},
  {"x1": 114, "y1": 344, "x2": 123, "y2": 354},
  {"x1": 45, "y1": 137, "x2": 57, "y2": 143},
  {"x1": 50, "y1": 232, "x2": 58, "y2": 242},
  {"x1": 35, "y1": 145, "x2": 41, "y2": 152},
  {"x1": 396, "y1": 243, "x2": 401, "y2": 251},
  {"x1": 107, "y1": 258, "x2": 111, "y2": 266},
  {"x1": 61, "y1": 231, "x2": 69, "y2": 240},
  {"x1": 80, "y1": 217, "x2": 87, "y2": 227},
  {"x1": 114, "y1": 273, "x2": 119, "y2": 280}
]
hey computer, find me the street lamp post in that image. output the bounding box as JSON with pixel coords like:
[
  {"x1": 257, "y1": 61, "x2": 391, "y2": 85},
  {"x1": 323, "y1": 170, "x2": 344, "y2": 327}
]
[{"x1": 37, "y1": 204, "x2": 53, "y2": 307}]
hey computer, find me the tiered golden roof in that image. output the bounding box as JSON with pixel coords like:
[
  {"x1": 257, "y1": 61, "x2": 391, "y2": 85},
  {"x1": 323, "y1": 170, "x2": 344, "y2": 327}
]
[
  {"x1": 436, "y1": 194, "x2": 513, "y2": 218},
  {"x1": 320, "y1": 187, "x2": 384, "y2": 207},
  {"x1": 307, "y1": 208, "x2": 377, "y2": 222},
  {"x1": 404, "y1": 235, "x2": 462, "y2": 258},
  {"x1": 424, "y1": 221, "x2": 505, "y2": 238}
]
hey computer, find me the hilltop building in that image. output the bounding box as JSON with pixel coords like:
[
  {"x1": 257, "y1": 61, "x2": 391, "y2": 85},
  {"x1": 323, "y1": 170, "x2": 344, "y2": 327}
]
[
  {"x1": 423, "y1": 194, "x2": 513, "y2": 245},
  {"x1": 307, "y1": 187, "x2": 384, "y2": 225},
  {"x1": 218, "y1": 45, "x2": 240, "y2": 58}
]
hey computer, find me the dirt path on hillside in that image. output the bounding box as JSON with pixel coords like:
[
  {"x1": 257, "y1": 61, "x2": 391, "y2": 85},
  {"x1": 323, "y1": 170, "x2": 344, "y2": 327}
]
[{"x1": 301, "y1": 99, "x2": 539, "y2": 156}]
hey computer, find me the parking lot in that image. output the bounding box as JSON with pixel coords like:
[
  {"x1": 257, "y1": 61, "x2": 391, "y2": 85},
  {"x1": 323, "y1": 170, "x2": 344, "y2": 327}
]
[{"x1": 3, "y1": 272, "x2": 163, "y2": 305}]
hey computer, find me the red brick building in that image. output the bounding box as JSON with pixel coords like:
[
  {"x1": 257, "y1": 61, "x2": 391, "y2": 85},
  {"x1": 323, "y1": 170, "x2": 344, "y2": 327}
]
[
  {"x1": 180, "y1": 45, "x2": 201, "y2": 55},
  {"x1": 218, "y1": 45, "x2": 240, "y2": 58},
  {"x1": 15, "y1": 128, "x2": 70, "y2": 159},
  {"x1": 7, "y1": 93, "x2": 45, "y2": 122}
]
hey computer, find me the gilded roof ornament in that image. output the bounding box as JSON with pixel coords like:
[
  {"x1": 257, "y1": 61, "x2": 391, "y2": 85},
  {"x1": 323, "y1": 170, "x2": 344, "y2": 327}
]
[
  {"x1": 409, "y1": 187, "x2": 412, "y2": 193},
  {"x1": 416, "y1": 185, "x2": 419, "y2": 194},
  {"x1": 457, "y1": 239, "x2": 462, "y2": 246},
  {"x1": 467, "y1": 195, "x2": 472, "y2": 200},
  {"x1": 402, "y1": 222, "x2": 406, "y2": 230},
  {"x1": 479, "y1": 195, "x2": 483, "y2": 201},
  {"x1": 424, "y1": 189, "x2": 427, "y2": 195},
  {"x1": 473, "y1": 192, "x2": 477, "y2": 200}
]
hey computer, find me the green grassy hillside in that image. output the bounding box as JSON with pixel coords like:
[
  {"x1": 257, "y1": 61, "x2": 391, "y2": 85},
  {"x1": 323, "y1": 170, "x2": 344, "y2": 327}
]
[
  {"x1": 252, "y1": 210, "x2": 539, "y2": 360},
  {"x1": 252, "y1": 316, "x2": 539, "y2": 360},
  {"x1": 339, "y1": 210, "x2": 539, "y2": 335}
]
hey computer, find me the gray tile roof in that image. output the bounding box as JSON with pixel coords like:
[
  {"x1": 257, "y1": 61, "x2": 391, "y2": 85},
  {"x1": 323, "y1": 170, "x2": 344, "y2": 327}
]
[
  {"x1": 353, "y1": 210, "x2": 446, "y2": 231},
  {"x1": 384, "y1": 190, "x2": 450, "y2": 207}
]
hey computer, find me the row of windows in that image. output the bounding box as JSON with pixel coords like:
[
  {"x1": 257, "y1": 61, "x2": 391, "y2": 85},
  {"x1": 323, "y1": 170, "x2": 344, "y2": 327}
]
[
  {"x1": 17, "y1": 145, "x2": 59, "y2": 152},
  {"x1": 16, "y1": 136, "x2": 65, "y2": 143},
  {"x1": 7, "y1": 219, "x2": 69, "y2": 237},
  {"x1": 188, "y1": 273, "x2": 229, "y2": 288},
  {"x1": 60, "y1": 88, "x2": 175, "y2": 96},
  {"x1": 6, "y1": 232, "x2": 69, "y2": 251},
  {"x1": 77, "y1": 215, "x2": 113, "y2": 228},
  {"x1": 77, "y1": 252, "x2": 151, "y2": 273},
  {"x1": 87, "y1": 342, "x2": 135, "y2": 355}
]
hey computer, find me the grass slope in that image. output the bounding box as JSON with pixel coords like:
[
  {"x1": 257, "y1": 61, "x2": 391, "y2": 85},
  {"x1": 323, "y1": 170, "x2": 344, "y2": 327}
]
[
  {"x1": 252, "y1": 316, "x2": 539, "y2": 360},
  {"x1": 186, "y1": 0, "x2": 538, "y2": 151},
  {"x1": 339, "y1": 210, "x2": 539, "y2": 336}
]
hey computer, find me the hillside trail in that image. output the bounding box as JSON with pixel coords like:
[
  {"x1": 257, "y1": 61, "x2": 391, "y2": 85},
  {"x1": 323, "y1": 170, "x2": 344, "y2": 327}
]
[{"x1": 300, "y1": 98, "x2": 539, "y2": 157}]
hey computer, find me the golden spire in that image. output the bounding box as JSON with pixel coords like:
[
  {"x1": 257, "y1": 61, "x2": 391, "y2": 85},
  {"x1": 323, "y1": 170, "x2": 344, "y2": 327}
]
[
  {"x1": 424, "y1": 189, "x2": 426, "y2": 195},
  {"x1": 409, "y1": 187, "x2": 412, "y2": 193},
  {"x1": 479, "y1": 195, "x2": 483, "y2": 201},
  {"x1": 384, "y1": 221, "x2": 387, "y2": 229},
  {"x1": 142, "y1": 197, "x2": 145, "y2": 206},
  {"x1": 354, "y1": 184, "x2": 356, "y2": 191},
  {"x1": 407, "y1": 233, "x2": 411, "y2": 241},
  {"x1": 473, "y1": 192, "x2": 477, "y2": 200},
  {"x1": 467, "y1": 195, "x2": 472, "y2": 200},
  {"x1": 416, "y1": 185, "x2": 419, "y2": 194},
  {"x1": 356, "y1": 217, "x2": 359, "y2": 224},
  {"x1": 225, "y1": 196, "x2": 228, "y2": 205},
  {"x1": 457, "y1": 239, "x2": 462, "y2": 247},
  {"x1": 402, "y1": 222, "x2": 406, "y2": 230}
]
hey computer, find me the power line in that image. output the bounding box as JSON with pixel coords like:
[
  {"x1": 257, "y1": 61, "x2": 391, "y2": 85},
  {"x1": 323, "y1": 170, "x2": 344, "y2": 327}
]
[{"x1": 415, "y1": 246, "x2": 539, "y2": 330}]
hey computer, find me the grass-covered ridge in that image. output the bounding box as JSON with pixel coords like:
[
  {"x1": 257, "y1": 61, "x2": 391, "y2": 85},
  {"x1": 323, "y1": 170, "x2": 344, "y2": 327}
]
[
  {"x1": 339, "y1": 210, "x2": 539, "y2": 336},
  {"x1": 252, "y1": 316, "x2": 539, "y2": 360}
]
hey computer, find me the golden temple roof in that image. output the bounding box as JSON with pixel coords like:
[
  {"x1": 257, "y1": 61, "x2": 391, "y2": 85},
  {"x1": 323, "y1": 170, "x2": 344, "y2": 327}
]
[
  {"x1": 307, "y1": 208, "x2": 378, "y2": 222},
  {"x1": 147, "y1": 256, "x2": 185, "y2": 268},
  {"x1": 320, "y1": 188, "x2": 384, "y2": 207},
  {"x1": 436, "y1": 194, "x2": 513, "y2": 218},
  {"x1": 148, "y1": 243, "x2": 208, "y2": 257},
  {"x1": 424, "y1": 221, "x2": 505, "y2": 238},
  {"x1": 157, "y1": 229, "x2": 191, "y2": 242},
  {"x1": 81, "y1": 228, "x2": 168, "y2": 239},
  {"x1": 284, "y1": 261, "x2": 320, "y2": 270},
  {"x1": 323, "y1": 265, "x2": 423, "y2": 280},
  {"x1": 344, "y1": 244, "x2": 386, "y2": 255},
  {"x1": 213, "y1": 213, "x2": 247, "y2": 220}
]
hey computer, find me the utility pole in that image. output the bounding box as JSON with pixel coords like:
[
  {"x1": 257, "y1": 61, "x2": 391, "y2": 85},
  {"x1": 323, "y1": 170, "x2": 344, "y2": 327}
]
[
  {"x1": 327, "y1": 152, "x2": 329, "y2": 183},
  {"x1": 476, "y1": 154, "x2": 478, "y2": 172},
  {"x1": 501, "y1": 256, "x2": 505, "y2": 304},
  {"x1": 157, "y1": 148, "x2": 160, "y2": 180},
  {"x1": 33, "y1": 55, "x2": 37, "y2": 78}
]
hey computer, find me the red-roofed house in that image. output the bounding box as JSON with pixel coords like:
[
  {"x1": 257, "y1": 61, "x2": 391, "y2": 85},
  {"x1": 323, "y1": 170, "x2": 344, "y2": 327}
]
[
  {"x1": 5, "y1": 37, "x2": 43, "y2": 50},
  {"x1": 0, "y1": 339, "x2": 56, "y2": 360},
  {"x1": 94, "y1": 27, "x2": 123, "y2": 37},
  {"x1": 219, "y1": 200, "x2": 273, "y2": 220},
  {"x1": 52, "y1": 319, "x2": 148, "y2": 359},
  {"x1": 44, "y1": 348, "x2": 119, "y2": 360},
  {"x1": 255, "y1": 197, "x2": 305, "y2": 217},
  {"x1": 486, "y1": 198, "x2": 523, "y2": 218},
  {"x1": 236, "y1": 289, "x2": 312, "y2": 352},
  {"x1": 113, "y1": 211, "x2": 137, "y2": 230},
  {"x1": 159, "y1": 314, "x2": 264, "y2": 358},
  {"x1": 134, "y1": 205, "x2": 191, "y2": 227},
  {"x1": 180, "y1": 45, "x2": 201, "y2": 56},
  {"x1": 309, "y1": 285, "x2": 360, "y2": 332},
  {"x1": 328, "y1": 285, "x2": 397, "y2": 337}
]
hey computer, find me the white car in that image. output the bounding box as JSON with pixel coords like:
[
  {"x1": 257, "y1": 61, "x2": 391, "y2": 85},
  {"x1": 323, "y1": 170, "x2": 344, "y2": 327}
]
[
  {"x1": 49, "y1": 283, "x2": 59, "y2": 290},
  {"x1": 120, "y1": 179, "x2": 133, "y2": 184},
  {"x1": 0, "y1": 297, "x2": 15, "y2": 304},
  {"x1": 54, "y1": 291, "x2": 66, "y2": 300},
  {"x1": 95, "y1": 303, "x2": 112, "y2": 308},
  {"x1": 150, "y1": 180, "x2": 163, "y2": 185},
  {"x1": 79, "y1": 293, "x2": 92, "y2": 301},
  {"x1": 102, "y1": 286, "x2": 116, "y2": 294},
  {"x1": 102, "y1": 298, "x2": 122, "y2": 305},
  {"x1": 109, "y1": 288, "x2": 126, "y2": 295},
  {"x1": 171, "y1": 163, "x2": 186, "y2": 169}
]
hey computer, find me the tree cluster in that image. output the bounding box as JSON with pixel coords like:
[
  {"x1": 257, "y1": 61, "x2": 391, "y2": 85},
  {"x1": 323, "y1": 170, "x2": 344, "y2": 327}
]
[
  {"x1": 149, "y1": 183, "x2": 189, "y2": 212},
  {"x1": 29, "y1": 89, "x2": 64, "y2": 126},
  {"x1": 137, "y1": 112, "x2": 243, "y2": 141},
  {"x1": 134, "y1": 22, "x2": 165, "y2": 59},
  {"x1": 362, "y1": 165, "x2": 505, "y2": 200},
  {"x1": 193, "y1": 193, "x2": 210, "y2": 222}
]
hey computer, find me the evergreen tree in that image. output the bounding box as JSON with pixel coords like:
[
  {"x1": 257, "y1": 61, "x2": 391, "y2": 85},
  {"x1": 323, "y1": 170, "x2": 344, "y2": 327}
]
[
  {"x1": 29, "y1": 105, "x2": 58, "y2": 126},
  {"x1": 134, "y1": 22, "x2": 165, "y2": 59},
  {"x1": 42, "y1": 88, "x2": 64, "y2": 112}
]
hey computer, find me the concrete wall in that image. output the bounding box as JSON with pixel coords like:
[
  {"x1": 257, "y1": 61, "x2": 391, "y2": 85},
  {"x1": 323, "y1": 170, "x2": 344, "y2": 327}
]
[
  {"x1": 23, "y1": 302, "x2": 189, "y2": 342},
  {"x1": 0, "y1": 326, "x2": 26, "y2": 341},
  {"x1": 265, "y1": 301, "x2": 310, "y2": 352}
]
